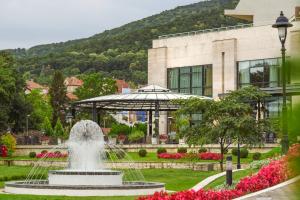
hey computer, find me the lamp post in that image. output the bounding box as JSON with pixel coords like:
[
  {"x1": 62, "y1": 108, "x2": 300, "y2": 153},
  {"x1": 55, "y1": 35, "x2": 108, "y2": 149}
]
[
  {"x1": 226, "y1": 156, "x2": 233, "y2": 186},
  {"x1": 272, "y1": 11, "x2": 293, "y2": 154}
]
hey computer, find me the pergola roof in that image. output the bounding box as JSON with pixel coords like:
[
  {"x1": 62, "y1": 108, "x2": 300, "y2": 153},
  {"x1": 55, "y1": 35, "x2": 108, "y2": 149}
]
[{"x1": 73, "y1": 85, "x2": 211, "y2": 111}]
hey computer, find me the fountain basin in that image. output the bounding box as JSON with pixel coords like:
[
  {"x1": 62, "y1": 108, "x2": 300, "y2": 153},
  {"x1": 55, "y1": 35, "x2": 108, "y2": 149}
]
[
  {"x1": 48, "y1": 170, "x2": 123, "y2": 186},
  {"x1": 5, "y1": 181, "x2": 165, "y2": 196}
]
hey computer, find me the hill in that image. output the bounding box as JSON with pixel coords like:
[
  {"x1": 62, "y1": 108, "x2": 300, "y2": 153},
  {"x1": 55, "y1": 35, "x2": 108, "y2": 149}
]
[{"x1": 7, "y1": 0, "x2": 244, "y2": 85}]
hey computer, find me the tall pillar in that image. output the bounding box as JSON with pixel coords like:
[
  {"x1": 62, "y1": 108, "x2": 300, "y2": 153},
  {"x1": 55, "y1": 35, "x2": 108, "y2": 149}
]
[{"x1": 92, "y1": 102, "x2": 97, "y2": 122}]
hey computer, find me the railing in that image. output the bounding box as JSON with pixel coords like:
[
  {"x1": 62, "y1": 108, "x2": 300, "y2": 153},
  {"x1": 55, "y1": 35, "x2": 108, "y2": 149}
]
[{"x1": 158, "y1": 23, "x2": 253, "y2": 39}]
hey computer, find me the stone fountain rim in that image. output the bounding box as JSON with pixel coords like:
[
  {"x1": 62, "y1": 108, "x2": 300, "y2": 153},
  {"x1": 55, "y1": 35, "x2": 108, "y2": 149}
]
[
  {"x1": 48, "y1": 170, "x2": 122, "y2": 175},
  {"x1": 5, "y1": 181, "x2": 165, "y2": 190}
]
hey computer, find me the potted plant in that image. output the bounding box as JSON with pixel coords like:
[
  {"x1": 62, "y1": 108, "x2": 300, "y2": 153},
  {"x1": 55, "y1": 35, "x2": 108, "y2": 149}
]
[
  {"x1": 117, "y1": 134, "x2": 126, "y2": 145},
  {"x1": 152, "y1": 133, "x2": 158, "y2": 144},
  {"x1": 159, "y1": 134, "x2": 168, "y2": 144}
]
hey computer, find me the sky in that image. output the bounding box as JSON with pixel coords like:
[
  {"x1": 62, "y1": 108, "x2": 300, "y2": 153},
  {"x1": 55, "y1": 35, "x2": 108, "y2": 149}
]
[{"x1": 0, "y1": 0, "x2": 201, "y2": 50}]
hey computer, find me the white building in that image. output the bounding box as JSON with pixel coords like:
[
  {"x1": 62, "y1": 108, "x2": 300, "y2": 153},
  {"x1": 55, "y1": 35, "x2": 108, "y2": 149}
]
[{"x1": 148, "y1": 0, "x2": 300, "y2": 137}]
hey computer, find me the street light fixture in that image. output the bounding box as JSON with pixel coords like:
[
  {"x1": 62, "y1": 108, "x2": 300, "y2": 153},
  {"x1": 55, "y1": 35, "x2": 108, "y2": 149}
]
[{"x1": 272, "y1": 11, "x2": 293, "y2": 154}]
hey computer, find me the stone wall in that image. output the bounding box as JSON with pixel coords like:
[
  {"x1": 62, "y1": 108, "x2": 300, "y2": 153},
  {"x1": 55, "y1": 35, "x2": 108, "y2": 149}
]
[
  {"x1": 0, "y1": 160, "x2": 249, "y2": 171},
  {"x1": 14, "y1": 144, "x2": 279, "y2": 156}
]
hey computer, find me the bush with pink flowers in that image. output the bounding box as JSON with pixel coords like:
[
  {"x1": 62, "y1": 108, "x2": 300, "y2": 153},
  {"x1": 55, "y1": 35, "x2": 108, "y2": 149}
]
[
  {"x1": 139, "y1": 144, "x2": 300, "y2": 200},
  {"x1": 157, "y1": 152, "x2": 222, "y2": 161},
  {"x1": 199, "y1": 152, "x2": 222, "y2": 160},
  {"x1": 157, "y1": 153, "x2": 185, "y2": 159},
  {"x1": 36, "y1": 152, "x2": 68, "y2": 158}
]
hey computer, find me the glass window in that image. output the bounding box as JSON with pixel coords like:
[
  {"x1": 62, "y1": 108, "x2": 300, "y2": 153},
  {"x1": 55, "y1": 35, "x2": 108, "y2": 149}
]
[
  {"x1": 168, "y1": 68, "x2": 179, "y2": 90},
  {"x1": 238, "y1": 58, "x2": 281, "y2": 88},
  {"x1": 167, "y1": 65, "x2": 212, "y2": 97}
]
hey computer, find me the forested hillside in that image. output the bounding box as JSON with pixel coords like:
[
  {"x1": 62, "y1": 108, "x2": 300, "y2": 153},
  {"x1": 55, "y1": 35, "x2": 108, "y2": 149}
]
[{"x1": 7, "y1": 0, "x2": 244, "y2": 85}]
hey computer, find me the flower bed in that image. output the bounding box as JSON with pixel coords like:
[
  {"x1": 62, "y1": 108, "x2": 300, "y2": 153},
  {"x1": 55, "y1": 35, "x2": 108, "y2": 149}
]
[
  {"x1": 139, "y1": 144, "x2": 300, "y2": 200},
  {"x1": 157, "y1": 152, "x2": 222, "y2": 161},
  {"x1": 199, "y1": 152, "x2": 222, "y2": 160},
  {"x1": 36, "y1": 152, "x2": 68, "y2": 158},
  {"x1": 157, "y1": 153, "x2": 185, "y2": 159}
]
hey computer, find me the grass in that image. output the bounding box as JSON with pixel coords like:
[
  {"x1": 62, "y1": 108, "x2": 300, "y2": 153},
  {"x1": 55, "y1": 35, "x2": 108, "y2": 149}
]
[
  {"x1": 204, "y1": 168, "x2": 259, "y2": 189},
  {"x1": 0, "y1": 165, "x2": 218, "y2": 200}
]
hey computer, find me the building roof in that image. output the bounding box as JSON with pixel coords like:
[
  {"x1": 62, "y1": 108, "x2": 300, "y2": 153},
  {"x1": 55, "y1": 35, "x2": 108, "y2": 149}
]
[
  {"x1": 26, "y1": 80, "x2": 48, "y2": 92},
  {"x1": 64, "y1": 77, "x2": 83, "y2": 87},
  {"x1": 66, "y1": 92, "x2": 78, "y2": 101},
  {"x1": 116, "y1": 80, "x2": 129, "y2": 93},
  {"x1": 225, "y1": 0, "x2": 299, "y2": 26},
  {"x1": 74, "y1": 85, "x2": 212, "y2": 111},
  {"x1": 101, "y1": 128, "x2": 111, "y2": 136}
]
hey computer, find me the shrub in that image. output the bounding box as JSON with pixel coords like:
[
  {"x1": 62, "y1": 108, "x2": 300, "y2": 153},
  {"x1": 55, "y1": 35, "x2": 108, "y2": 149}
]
[
  {"x1": 128, "y1": 129, "x2": 144, "y2": 143},
  {"x1": 54, "y1": 118, "x2": 65, "y2": 138},
  {"x1": 252, "y1": 152, "x2": 262, "y2": 160},
  {"x1": 231, "y1": 147, "x2": 238, "y2": 156},
  {"x1": 231, "y1": 148, "x2": 248, "y2": 158},
  {"x1": 0, "y1": 133, "x2": 16, "y2": 157},
  {"x1": 199, "y1": 152, "x2": 222, "y2": 160},
  {"x1": 54, "y1": 151, "x2": 61, "y2": 155},
  {"x1": 138, "y1": 149, "x2": 147, "y2": 157},
  {"x1": 198, "y1": 147, "x2": 207, "y2": 153},
  {"x1": 41, "y1": 150, "x2": 48, "y2": 154},
  {"x1": 158, "y1": 153, "x2": 184, "y2": 159},
  {"x1": 177, "y1": 147, "x2": 187, "y2": 153},
  {"x1": 157, "y1": 147, "x2": 167, "y2": 154},
  {"x1": 240, "y1": 148, "x2": 249, "y2": 158},
  {"x1": 29, "y1": 152, "x2": 36, "y2": 158}
]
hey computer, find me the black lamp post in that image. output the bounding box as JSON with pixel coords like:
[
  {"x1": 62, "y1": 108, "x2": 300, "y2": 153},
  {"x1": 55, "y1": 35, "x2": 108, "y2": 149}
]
[{"x1": 272, "y1": 11, "x2": 293, "y2": 154}]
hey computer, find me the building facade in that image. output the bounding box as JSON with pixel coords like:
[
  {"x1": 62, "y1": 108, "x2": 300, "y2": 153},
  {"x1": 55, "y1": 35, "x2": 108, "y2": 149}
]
[{"x1": 148, "y1": 0, "x2": 300, "y2": 137}]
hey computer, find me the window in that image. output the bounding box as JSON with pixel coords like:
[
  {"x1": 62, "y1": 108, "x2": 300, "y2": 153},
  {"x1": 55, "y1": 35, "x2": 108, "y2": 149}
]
[
  {"x1": 167, "y1": 65, "x2": 212, "y2": 97},
  {"x1": 238, "y1": 58, "x2": 280, "y2": 88}
]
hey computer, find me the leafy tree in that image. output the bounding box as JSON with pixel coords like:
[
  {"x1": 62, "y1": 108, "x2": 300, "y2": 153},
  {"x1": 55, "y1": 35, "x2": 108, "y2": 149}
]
[
  {"x1": 49, "y1": 71, "x2": 67, "y2": 126},
  {"x1": 75, "y1": 73, "x2": 117, "y2": 100},
  {"x1": 0, "y1": 51, "x2": 32, "y2": 133},
  {"x1": 54, "y1": 118, "x2": 65, "y2": 139},
  {"x1": 175, "y1": 87, "x2": 270, "y2": 171},
  {"x1": 25, "y1": 89, "x2": 53, "y2": 130},
  {"x1": 42, "y1": 117, "x2": 53, "y2": 136},
  {"x1": 109, "y1": 123, "x2": 131, "y2": 137}
]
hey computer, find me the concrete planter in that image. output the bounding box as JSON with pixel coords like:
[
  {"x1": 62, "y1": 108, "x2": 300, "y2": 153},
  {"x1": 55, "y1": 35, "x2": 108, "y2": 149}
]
[{"x1": 151, "y1": 138, "x2": 157, "y2": 144}]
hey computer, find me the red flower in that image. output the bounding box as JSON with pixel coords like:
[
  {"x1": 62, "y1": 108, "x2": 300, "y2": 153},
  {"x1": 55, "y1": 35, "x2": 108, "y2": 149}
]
[
  {"x1": 0, "y1": 145, "x2": 8, "y2": 157},
  {"x1": 36, "y1": 152, "x2": 68, "y2": 158},
  {"x1": 199, "y1": 152, "x2": 222, "y2": 161},
  {"x1": 157, "y1": 153, "x2": 185, "y2": 159}
]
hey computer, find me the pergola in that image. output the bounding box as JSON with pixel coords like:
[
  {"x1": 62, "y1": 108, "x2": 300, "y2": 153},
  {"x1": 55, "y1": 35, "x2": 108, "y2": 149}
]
[{"x1": 72, "y1": 85, "x2": 211, "y2": 137}]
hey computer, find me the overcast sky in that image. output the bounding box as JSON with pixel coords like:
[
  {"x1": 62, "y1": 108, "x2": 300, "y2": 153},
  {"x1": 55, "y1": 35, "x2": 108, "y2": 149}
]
[{"x1": 0, "y1": 0, "x2": 201, "y2": 50}]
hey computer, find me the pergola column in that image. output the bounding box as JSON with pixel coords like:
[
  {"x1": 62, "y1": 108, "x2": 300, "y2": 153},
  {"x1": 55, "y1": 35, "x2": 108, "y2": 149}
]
[{"x1": 92, "y1": 102, "x2": 97, "y2": 122}]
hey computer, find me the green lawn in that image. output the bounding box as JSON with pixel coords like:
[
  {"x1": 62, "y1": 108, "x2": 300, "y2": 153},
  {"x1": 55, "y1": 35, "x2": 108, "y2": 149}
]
[
  {"x1": 204, "y1": 168, "x2": 259, "y2": 189},
  {"x1": 0, "y1": 165, "x2": 217, "y2": 200}
]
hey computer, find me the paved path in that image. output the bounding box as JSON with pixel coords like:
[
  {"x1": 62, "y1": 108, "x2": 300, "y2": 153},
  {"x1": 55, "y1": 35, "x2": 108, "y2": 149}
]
[{"x1": 236, "y1": 178, "x2": 300, "y2": 200}]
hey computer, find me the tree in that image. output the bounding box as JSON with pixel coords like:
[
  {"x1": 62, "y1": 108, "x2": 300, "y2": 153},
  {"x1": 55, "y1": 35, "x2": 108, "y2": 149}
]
[
  {"x1": 25, "y1": 90, "x2": 53, "y2": 130},
  {"x1": 42, "y1": 117, "x2": 53, "y2": 136},
  {"x1": 54, "y1": 118, "x2": 65, "y2": 139},
  {"x1": 0, "y1": 51, "x2": 32, "y2": 133},
  {"x1": 49, "y1": 71, "x2": 67, "y2": 126},
  {"x1": 175, "y1": 87, "x2": 270, "y2": 171},
  {"x1": 74, "y1": 72, "x2": 117, "y2": 100}
]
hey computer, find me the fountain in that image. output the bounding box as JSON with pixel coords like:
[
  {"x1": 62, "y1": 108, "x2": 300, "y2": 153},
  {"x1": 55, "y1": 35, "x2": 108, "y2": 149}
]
[{"x1": 5, "y1": 120, "x2": 165, "y2": 196}]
